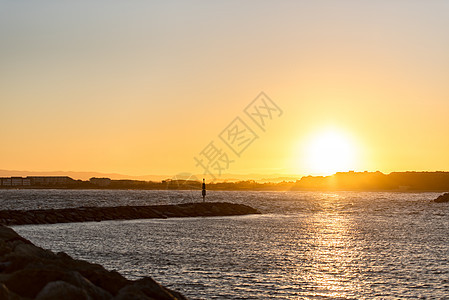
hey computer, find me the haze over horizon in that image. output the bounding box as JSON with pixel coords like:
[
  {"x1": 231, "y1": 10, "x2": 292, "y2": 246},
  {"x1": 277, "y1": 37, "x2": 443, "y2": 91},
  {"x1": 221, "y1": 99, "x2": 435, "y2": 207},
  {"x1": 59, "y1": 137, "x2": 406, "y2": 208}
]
[{"x1": 2, "y1": 1, "x2": 449, "y2": 179}]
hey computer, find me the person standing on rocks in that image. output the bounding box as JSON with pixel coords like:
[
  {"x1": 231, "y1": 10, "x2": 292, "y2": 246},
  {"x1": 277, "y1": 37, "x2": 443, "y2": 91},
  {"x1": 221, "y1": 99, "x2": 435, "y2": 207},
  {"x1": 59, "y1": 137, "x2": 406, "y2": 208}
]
[{"x1": 202, "y1": 178, "x2": 206, "y2": 202}]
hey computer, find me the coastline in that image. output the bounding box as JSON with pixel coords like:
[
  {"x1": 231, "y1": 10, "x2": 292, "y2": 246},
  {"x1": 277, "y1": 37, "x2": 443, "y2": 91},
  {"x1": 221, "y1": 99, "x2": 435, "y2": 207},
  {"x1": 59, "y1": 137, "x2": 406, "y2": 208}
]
[
  {"x1": 3, "y1": 171, "x2": 449, "y2": 192},
  {"x1": 0, "y1": 224, "x2": 188, "y2": 299}
]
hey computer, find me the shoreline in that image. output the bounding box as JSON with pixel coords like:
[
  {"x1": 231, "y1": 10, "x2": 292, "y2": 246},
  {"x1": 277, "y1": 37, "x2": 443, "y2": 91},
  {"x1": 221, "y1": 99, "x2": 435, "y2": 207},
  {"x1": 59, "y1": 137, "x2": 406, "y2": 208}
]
[
  {"x1": 0, "y1": 202, "x2": 261, "y2": 226},
  {"x1": 1, "y1": 187, "x2": 448, "y2": 192},
  {"x1": 0, "y1": 225, "x2": 188, "y2": 299}
]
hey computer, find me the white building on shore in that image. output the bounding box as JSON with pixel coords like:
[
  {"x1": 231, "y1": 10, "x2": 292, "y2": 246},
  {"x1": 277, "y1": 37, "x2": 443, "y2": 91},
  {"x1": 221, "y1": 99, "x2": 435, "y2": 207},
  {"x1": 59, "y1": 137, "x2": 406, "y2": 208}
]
[{"x1": 0, "y1": 176, "x2": 75, "y2": 187}]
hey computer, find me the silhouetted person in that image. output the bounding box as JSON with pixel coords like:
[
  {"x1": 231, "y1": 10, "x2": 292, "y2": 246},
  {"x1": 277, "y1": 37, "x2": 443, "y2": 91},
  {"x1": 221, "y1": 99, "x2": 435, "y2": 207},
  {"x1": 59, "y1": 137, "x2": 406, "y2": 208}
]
[{"x1": 202, "y1": 178, "x2": 206, "y2": 202}]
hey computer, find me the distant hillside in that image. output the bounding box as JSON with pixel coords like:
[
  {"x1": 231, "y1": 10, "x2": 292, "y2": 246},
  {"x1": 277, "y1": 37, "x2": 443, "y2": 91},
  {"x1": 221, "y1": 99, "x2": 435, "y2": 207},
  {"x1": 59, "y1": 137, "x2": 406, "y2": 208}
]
[
  {"x1": 294, "y1": 171, "x2": 449, "y2": 191},
  {"x1": 0, "y1": 169, "x2": 168, "y2": 181},
  {"x1": 2, "y1": 170, "x2": 449, "y2": 191},
  {"x1": 4, "y1": 169, "x2": 448, "y2": 191},
  {"x1": 0, "y1": 169, "x2": 300, "y2": 182}
]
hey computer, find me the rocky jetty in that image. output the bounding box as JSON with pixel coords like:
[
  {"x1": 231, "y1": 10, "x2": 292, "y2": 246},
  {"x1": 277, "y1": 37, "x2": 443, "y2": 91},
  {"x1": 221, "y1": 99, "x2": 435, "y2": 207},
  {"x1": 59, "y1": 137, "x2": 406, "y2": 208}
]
[
  {"x1": 0, "y1": 225, "x2": 187, "y2": 299},
  {"x1": 0, "y1": 202, "x2": 261, "y2": 226},
  {"x1": 434, "y1": 193, "x2": 449, "y2": 203}
]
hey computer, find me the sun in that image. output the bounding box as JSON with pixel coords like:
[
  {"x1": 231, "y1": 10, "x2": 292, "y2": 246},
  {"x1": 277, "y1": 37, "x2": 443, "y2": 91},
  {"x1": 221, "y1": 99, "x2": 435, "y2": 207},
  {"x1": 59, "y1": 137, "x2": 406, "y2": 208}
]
[{"x1": 300, "y1": 129, "x2": 358, "y2": 175}]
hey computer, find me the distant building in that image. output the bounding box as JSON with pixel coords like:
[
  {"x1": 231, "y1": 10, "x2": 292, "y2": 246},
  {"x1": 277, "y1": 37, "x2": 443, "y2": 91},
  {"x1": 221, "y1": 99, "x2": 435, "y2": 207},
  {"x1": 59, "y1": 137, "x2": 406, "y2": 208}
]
[
  {"x1": 28, "y1": 176, "x2": 75, "y2": 186},
  {"x1": 89, "y1": 177, "x2": 111, "y2": 187},
  {"x1": 0, "y1": 176, "x2": 75, "y2": 188},
  {"x1": 11, "y1": 177, "x2": 23, "y2": 186},
  {"x1": 1, "y1": 178, "x2": 12, "y2": 186}
]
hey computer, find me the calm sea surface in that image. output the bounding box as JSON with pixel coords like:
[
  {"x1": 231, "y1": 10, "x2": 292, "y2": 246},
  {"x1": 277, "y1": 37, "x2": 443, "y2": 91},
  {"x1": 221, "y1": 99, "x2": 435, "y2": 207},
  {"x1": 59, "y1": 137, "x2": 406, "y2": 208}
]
[{"x1": 2, "y1": 189, "x2": 449, "y2": 299}]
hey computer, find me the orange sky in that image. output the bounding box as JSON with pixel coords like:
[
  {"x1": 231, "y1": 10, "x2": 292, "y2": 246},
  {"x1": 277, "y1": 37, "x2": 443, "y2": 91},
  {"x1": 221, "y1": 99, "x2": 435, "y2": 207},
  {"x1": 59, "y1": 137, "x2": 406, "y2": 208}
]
[{"x1": 1, "y1": 1, "x2": 448, "y2": 179}]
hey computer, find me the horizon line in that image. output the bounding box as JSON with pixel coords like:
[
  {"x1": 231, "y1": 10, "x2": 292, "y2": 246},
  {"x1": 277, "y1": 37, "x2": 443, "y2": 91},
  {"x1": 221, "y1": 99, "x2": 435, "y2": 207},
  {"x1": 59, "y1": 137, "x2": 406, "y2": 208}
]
[{"x1": 2, "y1": 169, "x2": 449, "y2": 183}]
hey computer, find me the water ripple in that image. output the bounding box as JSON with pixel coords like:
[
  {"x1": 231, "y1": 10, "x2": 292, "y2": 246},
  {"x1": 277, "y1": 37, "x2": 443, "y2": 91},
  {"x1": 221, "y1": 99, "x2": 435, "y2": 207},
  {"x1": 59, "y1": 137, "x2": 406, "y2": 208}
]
[{"x1": 7, "y1": 190, "x2": 449, "y2": 299}]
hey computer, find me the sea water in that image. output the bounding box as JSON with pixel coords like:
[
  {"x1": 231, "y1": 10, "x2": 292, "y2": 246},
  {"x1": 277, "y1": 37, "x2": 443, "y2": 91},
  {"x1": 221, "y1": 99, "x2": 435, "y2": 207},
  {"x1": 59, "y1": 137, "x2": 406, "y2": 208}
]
[{"x1": 3, "y1": 189, "x2": 449, "y2": 299}]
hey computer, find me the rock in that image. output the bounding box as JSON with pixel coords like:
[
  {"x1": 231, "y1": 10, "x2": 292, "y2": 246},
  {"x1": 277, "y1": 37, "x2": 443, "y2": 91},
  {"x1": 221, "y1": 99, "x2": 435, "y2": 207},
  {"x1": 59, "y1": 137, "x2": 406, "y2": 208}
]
[
  {"x1": 4, "y1": 268, "x2": 77, "y2": 298},
  {"x1": 12, "y1": 243, "x2": 54, "y2": 259},
  {"x1": 0, "y1": 283, "x2": 21, "y2": 300},
  {"x1": 0, "y1": 225, "x2": 187, "y2": 299},
  {"x1": 55, "y1": 258, "x2": 129, "y2": 295},
  {"x1": 0, "y1": 241, "x2": 13, "y2": 257},
  {"x1": 0, "y1": 202, "x2": 261, "y2": 225},
  {"x1": 36, "y1": 281, "x2": 88, "y2": 300},
  {"x1": 434, "y1": 193, "x2": 449, "y2": 203},
  {"x1": 0, "y1": 226, "x2": 30, "y2": 244},
  {"x1": 114, "y1": 278, "x2": 187, "y2": 300}
]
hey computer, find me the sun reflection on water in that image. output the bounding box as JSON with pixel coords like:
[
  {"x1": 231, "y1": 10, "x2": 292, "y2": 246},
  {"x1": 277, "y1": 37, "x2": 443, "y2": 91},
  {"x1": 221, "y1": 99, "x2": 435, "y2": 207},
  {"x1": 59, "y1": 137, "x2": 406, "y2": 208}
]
[
  {"x1": 301, "y1": 193, "x2": 361, "y2": 298},
  {"x1": 12, "y1": 190, "x2": 449, "y2": 299}
]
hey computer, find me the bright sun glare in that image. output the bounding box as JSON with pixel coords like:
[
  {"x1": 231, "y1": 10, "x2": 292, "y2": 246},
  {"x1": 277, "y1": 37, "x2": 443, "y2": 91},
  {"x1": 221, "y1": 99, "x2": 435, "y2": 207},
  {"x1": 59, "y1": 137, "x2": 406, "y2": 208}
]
[{"x1": 301, "y1": 129, "x2": 357, "y2": 175}]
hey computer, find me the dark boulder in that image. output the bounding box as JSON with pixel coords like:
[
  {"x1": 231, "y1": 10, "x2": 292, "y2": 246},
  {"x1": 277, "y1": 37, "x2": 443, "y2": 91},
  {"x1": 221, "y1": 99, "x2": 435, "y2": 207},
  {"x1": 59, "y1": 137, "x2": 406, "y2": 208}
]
[
  {"x1": 434, "y1": 193, "x2": 449, "y2": 203},
  {"x1": 36, "y1": 281, "x2": 89, "y2": 300},
  {"x1": 0, "y1": 283, "x2": 21, "y2": 300},
  {"x1": 115, "y1": 278, "x2": 187, "y2": 300},
  {"x1": 0, "y1": 225, "x2": 187, "y2": 299}
]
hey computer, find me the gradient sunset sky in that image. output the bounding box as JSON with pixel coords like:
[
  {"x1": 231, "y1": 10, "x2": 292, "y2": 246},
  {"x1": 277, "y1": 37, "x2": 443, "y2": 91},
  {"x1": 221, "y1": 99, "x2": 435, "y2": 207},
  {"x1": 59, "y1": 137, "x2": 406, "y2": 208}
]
[{"x1": 1, "y1": 1, "x2": 448, "y2": 178}]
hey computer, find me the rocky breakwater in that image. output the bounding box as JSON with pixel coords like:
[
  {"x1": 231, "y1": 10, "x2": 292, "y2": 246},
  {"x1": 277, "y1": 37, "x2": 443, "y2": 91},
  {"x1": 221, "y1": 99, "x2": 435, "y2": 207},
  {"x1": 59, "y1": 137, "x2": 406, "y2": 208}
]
[
  {"x1": 0, "y1": 225, "x2": 187, "y2": 299},
  {"x1": 0, "y1": 202, "x2": 261, "y2": 226},
  {"x1": 434, "y1": 193, "x2": 449, "y2": 203}
]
